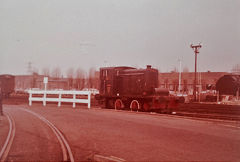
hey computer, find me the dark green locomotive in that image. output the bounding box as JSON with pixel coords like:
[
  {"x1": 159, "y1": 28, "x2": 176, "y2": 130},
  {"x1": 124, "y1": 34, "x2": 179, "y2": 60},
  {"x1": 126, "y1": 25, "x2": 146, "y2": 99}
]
[{"x1": 96, "y1": 65, "x2": 178, "y2": 112}]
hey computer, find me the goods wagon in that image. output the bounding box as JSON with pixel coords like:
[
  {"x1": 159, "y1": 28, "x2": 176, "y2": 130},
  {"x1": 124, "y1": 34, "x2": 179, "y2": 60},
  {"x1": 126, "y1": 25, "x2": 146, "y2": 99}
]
[
  {"x1": 0, "y1": 74, "x2": 15, "y2": 98},
  {"x1": 216, "y1": 75, "x2": 240, "y2": 96},
  {"x1": 96, "y1": 65, "x2": 179, "y2": 112}
]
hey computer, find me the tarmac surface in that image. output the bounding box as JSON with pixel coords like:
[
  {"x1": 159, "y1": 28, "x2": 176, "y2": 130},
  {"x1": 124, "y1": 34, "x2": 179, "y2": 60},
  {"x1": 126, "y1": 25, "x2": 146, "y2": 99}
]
[{"x1": 1, "y1": 104, "x2": 240, "y2": 161}]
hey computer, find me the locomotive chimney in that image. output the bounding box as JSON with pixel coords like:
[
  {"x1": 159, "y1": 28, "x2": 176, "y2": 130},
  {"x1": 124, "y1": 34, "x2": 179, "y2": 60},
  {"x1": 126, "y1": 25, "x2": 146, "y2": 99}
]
[{"x1": 146, "y1": 65, "x2": 152, "y2": 69}]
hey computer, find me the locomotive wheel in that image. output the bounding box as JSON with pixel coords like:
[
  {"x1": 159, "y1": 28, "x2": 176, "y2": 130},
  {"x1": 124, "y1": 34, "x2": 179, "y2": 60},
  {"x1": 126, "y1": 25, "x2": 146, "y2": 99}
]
[
  {"x1": 130, "y1": 100, "x2": 140, "y2": 111},
  {"x1": 142, "y1": 102, "x2": 150, "y2": 111},
  {"x1": 114, "y1": 99, "x2": 124, "y2": 110},
  {"x1": 106, "y1": 99, "x2": 114, "y2": 109}
]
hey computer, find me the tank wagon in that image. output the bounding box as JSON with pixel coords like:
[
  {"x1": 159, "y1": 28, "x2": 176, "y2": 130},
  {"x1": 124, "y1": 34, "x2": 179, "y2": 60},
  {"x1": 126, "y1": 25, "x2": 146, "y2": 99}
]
[
  {"x1": 96, "y1": 65, "x2": 179, "y2": 112},
  {"x1": 216, "y1": 75, "x2": 240, "y2": 96},
  {"x1": 0, "y1": 74, "x2": 15, "y2": 98}
]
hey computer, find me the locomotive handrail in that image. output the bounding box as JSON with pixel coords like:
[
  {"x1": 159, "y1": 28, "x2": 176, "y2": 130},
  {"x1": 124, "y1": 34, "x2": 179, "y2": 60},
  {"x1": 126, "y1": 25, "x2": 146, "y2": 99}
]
[{"x1": 28, "y1": 90, "x2": 92, "y2": 108}]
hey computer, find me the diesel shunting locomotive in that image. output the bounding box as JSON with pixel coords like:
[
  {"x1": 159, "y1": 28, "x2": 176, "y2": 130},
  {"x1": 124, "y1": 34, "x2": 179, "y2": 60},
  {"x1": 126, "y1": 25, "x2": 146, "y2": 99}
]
[{"x1": 96, "y1": 65, "x2": 178, "y2": 112}]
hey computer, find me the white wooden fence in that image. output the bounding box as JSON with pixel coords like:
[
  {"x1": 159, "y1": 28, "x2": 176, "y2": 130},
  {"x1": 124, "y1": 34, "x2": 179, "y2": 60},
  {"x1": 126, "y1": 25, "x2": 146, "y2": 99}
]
[{"x1": 28, "y1": 90, "x2": 92, "y2": 108}]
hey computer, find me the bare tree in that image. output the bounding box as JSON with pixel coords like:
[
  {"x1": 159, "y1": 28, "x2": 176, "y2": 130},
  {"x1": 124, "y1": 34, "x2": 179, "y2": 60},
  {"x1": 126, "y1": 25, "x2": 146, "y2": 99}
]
[
  {"x1": 183, "y1": 66, "x2": 189, "y2": 73},
  {"x1": 66, "y1": 68, "x2": 74, "y2": 78},
  {"x1": 88, "y1": 67, "x2": 97, "y2": 88},
  {"x1": 171, "y1": 67, "x2": 178, "y2": 73},
  {"x1": 231, "y1": 64, "x2": 240, "y2": 74},
  {"x1": 32, "y1": 71, "x2": 39, "y2": 88},
  {"x1": 42, "y1": 67, "x2": 50, "y2": 76},
  {"x1": 29, "y1": 67, "x2": 39, "y2": 88},
  {"x1": 75, "y1": 68, "x2": 85, "y2": 90},
  {"x1": 66, "y1": 68, "x2": 74, "y2": 89},
  {"x1": 94, "y1": 70, "x2": 100, "y2": 89},
  {"x1": 51, "y1": 67, "x2": 61, "y2": 78},
  {"x1": 32, "y1": 67, "x2": 39, "y2": 74}
]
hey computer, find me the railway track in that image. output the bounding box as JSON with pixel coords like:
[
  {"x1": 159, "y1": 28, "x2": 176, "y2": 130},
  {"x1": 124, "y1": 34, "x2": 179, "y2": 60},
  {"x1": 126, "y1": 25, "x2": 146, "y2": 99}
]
[
  {"x1": 20, "y1": 108, "x2": 75, "y2": 162},
  {"x1": 0, "y1": 112, "x2": 16, "y2": 162},
  {"x1": 0, "y1": 108, "x2": 75, "y2": 162},
  {"x1": 175, "y1": 111, "x2": 240, "y2": 121},
  {"x1": 3, "y1": 94, "x2": 240, "y2": 122},
  {"x1": 95, "y1": 107, "x2": 240, "y2": 122}
]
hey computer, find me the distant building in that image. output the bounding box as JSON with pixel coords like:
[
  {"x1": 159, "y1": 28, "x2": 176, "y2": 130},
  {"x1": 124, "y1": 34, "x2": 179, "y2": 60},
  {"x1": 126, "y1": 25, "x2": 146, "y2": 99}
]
[
  {"x1": 158, "y1": 72, "x2": 229, "y2": 94},
  {"x1": 38, "y1": 78, "x2": 69, "y2": 90},
  {"x1": 15, "y1": 74, "x2": 44, "y2": 91},
  {"x1": 14, "y1": 73, "x2": 99, "y2": 91},
  {"x1": 15, "y1": 75, "x2": 69, "y2": 91}
]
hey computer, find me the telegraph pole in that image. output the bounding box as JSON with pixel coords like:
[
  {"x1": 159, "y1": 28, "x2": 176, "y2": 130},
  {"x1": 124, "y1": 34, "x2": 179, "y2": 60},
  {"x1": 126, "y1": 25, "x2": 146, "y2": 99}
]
[{"x1": 190, "y1": 43, "x2": 202, "y2": 102}]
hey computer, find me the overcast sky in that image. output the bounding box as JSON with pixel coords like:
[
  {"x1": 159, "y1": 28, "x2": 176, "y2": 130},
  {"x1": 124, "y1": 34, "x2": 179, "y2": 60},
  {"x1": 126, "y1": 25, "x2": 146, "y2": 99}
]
[{"x1": 0, "y1": 0, "x2": 239, "y2": 76}]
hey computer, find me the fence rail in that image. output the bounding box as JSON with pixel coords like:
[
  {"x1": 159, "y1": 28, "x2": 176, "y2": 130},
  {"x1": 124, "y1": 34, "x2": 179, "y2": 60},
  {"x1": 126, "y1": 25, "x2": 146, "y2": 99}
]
[{"x1": 28, "y1": 90, "x2": 92, "y2": 108}]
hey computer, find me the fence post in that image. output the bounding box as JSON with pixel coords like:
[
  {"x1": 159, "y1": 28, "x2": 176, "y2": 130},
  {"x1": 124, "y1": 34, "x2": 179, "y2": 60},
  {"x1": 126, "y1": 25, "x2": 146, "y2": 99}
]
[
  {"x1": 58, "y1": 92, "x2": 61, "y2": 107},
  {"x1": 73, "y1": 93, "x2": 76, "y2": 108},
  {"x1": 29, "y1": 90, "x2": 32, "y2": 106},
  {"x1": 43, "y1": 90, "x2": 46, "y2": 106},
  {"x1": 88, "y1": 92, "x2": 91, "y2": 109}
]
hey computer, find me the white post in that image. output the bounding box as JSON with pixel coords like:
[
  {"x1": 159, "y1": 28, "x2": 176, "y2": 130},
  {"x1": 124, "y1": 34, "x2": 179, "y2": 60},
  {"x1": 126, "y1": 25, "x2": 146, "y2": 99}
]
[
  {"x1": 88, "y1": 92, "x2": 91, "y2": 109},
  {"x1": 43, "y1": 91, "x2": 46, "y2": 106},
  {"x1": 58, "y1": 93, "x2": 61, "y2": 107},
  {"x1": 73, "y1": 94, "x2": 76, "y2": 108},
  {"x1": 43, "y1": 77, "x2": 48, "y2": 107},
  {"x1": 29, "y1": 91, "x2": 32, "y2": 106}
]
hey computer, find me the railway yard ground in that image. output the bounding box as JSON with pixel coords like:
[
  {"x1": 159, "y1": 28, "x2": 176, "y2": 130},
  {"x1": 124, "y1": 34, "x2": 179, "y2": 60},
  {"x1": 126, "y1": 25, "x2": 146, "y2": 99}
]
[
  {"x1": 1, "y1": 96, "x2": 240, "y2": 161},
  {"x1": 3, "y1": 94, "x2": 240, "y2": 121}
]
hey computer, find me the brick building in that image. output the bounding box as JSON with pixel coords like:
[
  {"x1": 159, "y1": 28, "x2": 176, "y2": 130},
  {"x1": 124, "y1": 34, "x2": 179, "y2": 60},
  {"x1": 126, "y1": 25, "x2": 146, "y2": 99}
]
[
  {"x1": 158, "y1": 72, "x2": 229, "y2": 94},
  {"x1": 14, "y1": 72, "x2": 99, "y2": 91},
  {"x1": 15, "y1": 74, "x2": 45, "y2": 91},
  {"x1": 15, "y1": 75, "x2": 72, "y2": 91}
]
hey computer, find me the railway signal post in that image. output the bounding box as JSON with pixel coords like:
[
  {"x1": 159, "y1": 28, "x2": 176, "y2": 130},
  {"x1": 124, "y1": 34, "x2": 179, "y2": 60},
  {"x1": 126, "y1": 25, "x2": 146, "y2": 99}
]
[{"x1": 190, "y1": 43, "x2": 202, "y2": 102}]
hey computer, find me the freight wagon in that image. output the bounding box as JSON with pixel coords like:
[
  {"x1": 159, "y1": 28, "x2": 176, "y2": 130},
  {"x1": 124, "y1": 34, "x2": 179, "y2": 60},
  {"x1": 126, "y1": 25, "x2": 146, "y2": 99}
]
[
  {"x1": 0, "y1": 74, "x2": 15, "y2": 98},
  {"x1": 96, "y1": 65, "x2": 179, "y2": 113}
]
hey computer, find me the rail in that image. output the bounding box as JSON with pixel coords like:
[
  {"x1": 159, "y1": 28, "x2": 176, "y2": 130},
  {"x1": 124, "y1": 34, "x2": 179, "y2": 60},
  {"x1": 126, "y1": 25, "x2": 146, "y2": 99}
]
[
  {"x1": 0, "y1": 112, "x2": 16, "y2": 162},
  {"x1": 28, "y1": 90, "x2": 92, "y2": 108},
  {"x1": 21, "y1": 108, "x2": 75, "y2": 162}
]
